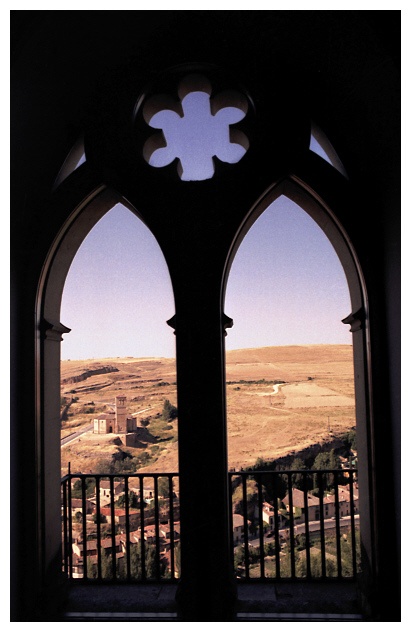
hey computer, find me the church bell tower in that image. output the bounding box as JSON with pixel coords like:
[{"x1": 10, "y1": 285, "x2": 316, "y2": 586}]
[{"x1": 115, "y1": 396, "x2": 127, "y2": 433}]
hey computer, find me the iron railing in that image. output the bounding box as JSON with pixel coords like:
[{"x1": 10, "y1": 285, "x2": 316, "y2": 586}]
[
  {"x1": 229, "y1": 468, "x2": 359, "y2": 582},
  {"x1": 62, "y1": 467, "x2": 359, "y2": 584},
  {"x1": 61, "y1": 471, "x2": 179, "y2": 582}
]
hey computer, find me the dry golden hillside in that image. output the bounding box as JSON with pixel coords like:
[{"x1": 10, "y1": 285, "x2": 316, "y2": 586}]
[{"x1": 61, "y1": 345, "x2": 355, "y2": 474}]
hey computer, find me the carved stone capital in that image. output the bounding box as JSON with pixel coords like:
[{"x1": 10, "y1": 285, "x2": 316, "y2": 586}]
[
  {"x1": 166, "y1": 315, "x2": 176, "y2": 335},
  {"x1": 41, "y1": 318, "x2": 71, "y2": 342},
  {"x1": 223, "y1": 313, "x2": 233, "y2": 336},
  {"x1": 342, "y1": 308, "x2": 365, "y2": 333}
]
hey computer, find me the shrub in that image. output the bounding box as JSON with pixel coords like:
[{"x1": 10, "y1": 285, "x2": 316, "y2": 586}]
[{"x1": 161, "y1": 399, "x2": 178, "y2": 422}]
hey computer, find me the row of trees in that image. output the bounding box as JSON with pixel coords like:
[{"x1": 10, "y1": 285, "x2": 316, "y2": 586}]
[
  {"x1": 85, "y1": 541, "x2": 181, "y2": 580},
  {"x1": 243, "y1": 440, "x2": 355, "y2": 502},
  {"x1": 234, "y1": 528, "x2": 361, "y2": 579}
]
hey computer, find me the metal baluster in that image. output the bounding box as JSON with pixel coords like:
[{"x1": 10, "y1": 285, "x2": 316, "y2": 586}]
[
  {"x1": 242, "y1": 474, "x2": 249, "y2": 579},
  {"x1": 288, "y1": 473, "x2": 295, "y2": 579},
  {"x1": 110, "y1": 476, "x2": 116, "y2": 580},
  {"x1": 334, "y1": 472, "x2": 342, "y2": 578},
  {"x1": 124, "y1": 475, "x2": 130, "y2": 581},
  {"x1": 81, "y1": 476, "x2": 87, "y2": 580},
  {"x1": 229, "y1": 474, "x2": 234, "y2": 573},
  {"x1": 318, "y1": 472, "x2": 326, "y2": 578},
  {"x1": 273, "y1": 472, "x2": 280, "y2": 579},
  {"x1": 169, "y1": 475, "x2": 175, "y2": 579},
  {"x1": 349, "y1": 471, "x2": 357, "y2": 578},
  {"x1": 154, "y1": 476, "x2": 160, "y2": 580},
  {"x1": 140, "y1": 476, "x2": 146, "y2": 581},
  {"x1": 95, "y1": 476, "x2": 101, "y2": 580},
  {"x1": 303, "y1": 472, "x2": 311, "y2": 579},
  {"x1": 62, "y1": 478, "x2": 68, "y2": 576},
  {"x1": 68, "y1": 468, "x2": 73, "y2": 579},
  {"x1": 257, "y1": 473, "x2": 265, "y2": 579}
]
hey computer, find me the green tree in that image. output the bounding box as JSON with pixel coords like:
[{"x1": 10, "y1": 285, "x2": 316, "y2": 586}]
[
  {"x1": 158, "y1": 477, "x2": 170, "y2": 498},
  {"x1": 263, "y1": 541, "x2": 276, "y2": 557},
  {"x1": 161, "y1": 399, "x2": 178, "y2": 422},
  {"x1": 234, "y1": 545, "x2": 245, "y2": 570},
  {"x1": 312, "y1": 449, "x2": 341, "y2": 490},
  {"x1": 92, "y1": 512, "x2": 106, "y2": 524},
  {"x1": 71, "y1": 478, "x2": 96, "y2": 499},
  {"x1": 290, "y1": 457, "x2": 308, "y2": 490},
  {"x1": 245, "y1": 457, "x2": 288, "y2": 502},
  {"x1": 342, "y1": 429, "x2": 357, "y2": 451},
  {"x1": 86, "y1": 556, "x2": 98, "y2": 579},
  {"x1": 100, "y1": 547, "x2": 114, "y2": 579},
  {"x1": 129, "y1": 542, "x2": 158, "y2": 579},
  {"x1": 115, "y1": 491, "x2": 138, "y2": 508}
]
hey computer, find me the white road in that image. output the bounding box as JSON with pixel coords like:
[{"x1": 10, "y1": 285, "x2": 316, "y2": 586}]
[{"x1": 61, "y1": 423, "x2": 94, "y2": 446}]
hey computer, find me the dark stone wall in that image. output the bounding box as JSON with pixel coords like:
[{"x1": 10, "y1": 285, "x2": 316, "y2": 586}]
[{"x1": 11, "y1": 10, "x2": 400, "y2": 621}]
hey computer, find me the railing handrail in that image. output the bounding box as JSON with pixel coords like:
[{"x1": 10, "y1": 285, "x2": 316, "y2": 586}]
[
  {"x1": 229, "y1": 468, "x2": 358, "y2": 474},
  {"x1": 61, "y1": 468, "x2": 359, "y2": 585},
  {"x1": 229, "y1": 468, "x2": 359, "y2": 583},
  {"x1": 61, "y1": 471, "x2": 180, "y2": 584}
]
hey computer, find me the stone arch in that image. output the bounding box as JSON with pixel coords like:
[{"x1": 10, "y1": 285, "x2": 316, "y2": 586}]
[
  {"x1": 222, "y1": 175, "x2": 376, "y2": 586},
  {"x1": 35, "y1": 181, "x2": 175, "y2": 587}
]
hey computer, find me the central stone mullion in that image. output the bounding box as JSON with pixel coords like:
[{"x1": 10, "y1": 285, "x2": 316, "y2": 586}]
[{"x1": 173, "y1": 272, "x2": 236, "y2": 621}]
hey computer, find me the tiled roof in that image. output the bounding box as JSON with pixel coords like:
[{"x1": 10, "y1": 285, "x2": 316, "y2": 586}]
[
  {"x1": 100, "y1": 507, "x2": 139, "y2": 516},
  {"x1": 282, "y1": 488, "x2": 319, "y2": 508},
  {"x1": 99, "y1": 481, "x2": 124, "y2": 490},
  {"x1": 75, "y1": 535, "x2": 122, "y2": 552},
  {"x1": 232, "y1": 514, "x2": 250, "y2": 528}
]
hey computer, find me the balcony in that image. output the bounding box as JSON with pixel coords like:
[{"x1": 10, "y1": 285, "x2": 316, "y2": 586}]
[
  {"x1": 61, "y1": 468, "x2": 360, "y2": 619},
  {"x1": 229, "y1": 468, "x2": 360, "y2": 582},
  {"x1": 61, "y1": 471, "x2": 180, "y2": 582}
]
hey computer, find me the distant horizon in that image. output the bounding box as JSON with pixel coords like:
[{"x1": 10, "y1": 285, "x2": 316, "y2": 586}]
[{"x1": 60, "y1": 341, "x2": 353, "y2": 363}]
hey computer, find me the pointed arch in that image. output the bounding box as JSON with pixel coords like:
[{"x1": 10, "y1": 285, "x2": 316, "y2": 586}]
[
  {"x1": 35, "y1": 183, "x2": 176, "y2": 585},
  {"x1": 222, "y1": 175, "x2": 376, "y2": 585}
]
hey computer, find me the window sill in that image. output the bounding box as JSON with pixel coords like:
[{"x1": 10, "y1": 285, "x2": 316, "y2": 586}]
[{"x1": 61, "y1": 580, "x2": 361, "y2": 621}]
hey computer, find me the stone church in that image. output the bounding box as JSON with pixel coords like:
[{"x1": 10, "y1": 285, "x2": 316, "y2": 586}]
[{"x1": 93, "y1": 396, "x2": 137, "y2": 435}]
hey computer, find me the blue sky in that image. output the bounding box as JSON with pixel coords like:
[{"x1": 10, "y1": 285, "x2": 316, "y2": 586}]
[
  {"x1": 224, "y1": 196, "x2": 351, "y2": 351},
  {"x1": 60, "y1": 204, "x2": 176, "y2": 360},
  {"x1": 60, "y1": 195, "x2": 352, "y2": 361}
]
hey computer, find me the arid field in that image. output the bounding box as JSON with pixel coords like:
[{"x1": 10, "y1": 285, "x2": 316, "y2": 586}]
[{"x1": 61, "y1": 344, "x2": 355, "y2": 475}]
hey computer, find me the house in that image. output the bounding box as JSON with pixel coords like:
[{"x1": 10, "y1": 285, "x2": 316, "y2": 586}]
[
  {"x1": 69, "y1": 498, "x2": 95, "y2": 517},
  {"x1": 72, "y1": 535, "x2": 122, "y2": 559},
  {"x1": 159, "y1": 523, "x2": 180, "y2": 542},
  {"x1": 282, "y1": 488, "x2": 337, "y2": 523},
  {"x1": 255, "y1": 501, "x2": 286, "y2": 531},
  {"x1": 282, "y1": 489, "x2": 322, "y2": 523},
  {"x1": 282, "y1": 483, "x2": 359, "y2": 523},
  {"x1": 325, "y1": 483, "x2": 360, "y2": 518},
  {"x1": 99, "y1": 481, "x2": 125, "y2": 505},
  {"x1": 232, "y1": 514, "x2": 251, "y2": 545},
  {"x1": 128, "y1": 478, "x2": 155, "y2": 501},
  {"x1": 99, "y1": 506, "x2": 139, "y2": 526}
]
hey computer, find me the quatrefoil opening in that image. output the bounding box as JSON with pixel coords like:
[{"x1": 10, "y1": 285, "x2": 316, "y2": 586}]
[{"x1": 142, "y1": 74, "x2": 249, "y2": 181}]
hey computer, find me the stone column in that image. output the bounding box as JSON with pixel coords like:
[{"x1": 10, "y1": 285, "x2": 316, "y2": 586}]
[{"x1": 171, "y1": 288, "x2": 237, "y2": 621}]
